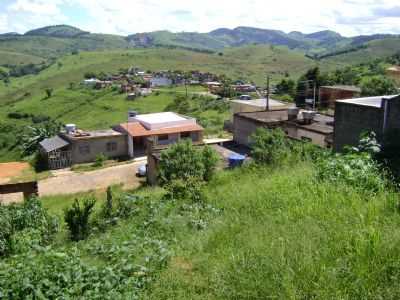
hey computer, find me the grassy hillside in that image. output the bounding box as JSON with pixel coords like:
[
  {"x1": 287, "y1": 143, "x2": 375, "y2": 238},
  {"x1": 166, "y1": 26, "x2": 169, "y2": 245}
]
[
  {"x1": 2, "y1": 159, "x2": 400, "y2": 298},
  {"x1": 322, "y1": 38, "x2": 400, "y2": 67}
]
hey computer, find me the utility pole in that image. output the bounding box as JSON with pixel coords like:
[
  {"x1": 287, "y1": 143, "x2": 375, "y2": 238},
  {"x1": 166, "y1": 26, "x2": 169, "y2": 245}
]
[
  {"x1": 313, "y1": 81, "x2": 316, "y2": 111},
  {"x1": 266, "y1": 75, "x2": 270, "y2": 111}
]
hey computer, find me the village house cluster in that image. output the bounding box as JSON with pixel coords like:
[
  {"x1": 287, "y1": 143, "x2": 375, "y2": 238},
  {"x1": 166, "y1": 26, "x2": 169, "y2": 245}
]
[{"x1": 37, "y1": 63, "x2": 400, "y2": 186}]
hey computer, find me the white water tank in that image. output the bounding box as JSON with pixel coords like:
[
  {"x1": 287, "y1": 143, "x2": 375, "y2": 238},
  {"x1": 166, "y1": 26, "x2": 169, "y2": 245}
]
[{"x1": 65, "y1": 124, "x2": 76, "y2": 134}]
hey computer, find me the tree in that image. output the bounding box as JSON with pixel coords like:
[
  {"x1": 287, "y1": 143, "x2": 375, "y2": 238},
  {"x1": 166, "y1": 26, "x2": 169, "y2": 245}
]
[
  {"x1": 251, "y1": 128, "x2": 288, "y2": 165},
  {"x1": 20, "y1": 120, "x2": 62, "y2": 156},
  {"x1": 275, "y1": 79, "x2": 296, "y2": 97},
  {"x1": 360, "y1": 75, "x2": 397, "y2": 96},
  {"x1": 158, "y1": 140, "x2": 205, "y2": 185}
]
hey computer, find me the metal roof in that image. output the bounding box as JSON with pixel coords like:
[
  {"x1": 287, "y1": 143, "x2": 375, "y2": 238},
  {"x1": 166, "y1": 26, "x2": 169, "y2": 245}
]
[
  {"x1": 336, "y1": 95, "x2": 400, "y2": 108},
  {"x1": 39, "y1": 136, "x2": 70, "y2": 153}
]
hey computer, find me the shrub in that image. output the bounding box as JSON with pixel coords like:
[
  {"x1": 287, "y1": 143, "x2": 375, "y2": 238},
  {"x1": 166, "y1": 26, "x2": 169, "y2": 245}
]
[
  {"x1": 316, "y1": 133, "x2": 386, "y2": 192},
  {"x1": 202, "y1": 145, "x2": 219, "y2": 181},
  {"x1": 93, "y1": 153, "x2": 107, "y2": 167},
  {"x1": 44, "y1": 88, "x2": 53, "y2": 99},
  {"x1": 251, "y1": 128, "x2": 289, "y2": 165},
  {"x1": 158, "y1": 140, "x2": 218, "y2": 201},
  {"x1": 64, "y1": 198, "x2": 96, "y2": 241},
  {"x1": 158, "y1": 140, "x2": 205, "y2": 185},
  {"x1": 0, "y1": 197, "x2": 58, "y2": 256},
  {"x1": 164, "y1": 178, "x2": 205, "y2": 203}
]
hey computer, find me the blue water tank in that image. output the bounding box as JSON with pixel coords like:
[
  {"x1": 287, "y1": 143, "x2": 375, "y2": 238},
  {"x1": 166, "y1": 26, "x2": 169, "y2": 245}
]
[{"x1": 228, "y1": 154, "x2": 246, "y2": 168}]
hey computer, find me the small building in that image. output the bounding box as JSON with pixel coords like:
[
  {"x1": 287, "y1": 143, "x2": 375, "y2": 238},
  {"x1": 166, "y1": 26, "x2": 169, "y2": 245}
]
[
  {"x1": 205, "y1": 81, "x2": 223, "y2": 94},
  {"x1": 230, "y1": 98, "x2": 290, "y2": 115},
  {"x1": 115, "y1": 112, "x2": 204, "y2": 158},
  {"x1": 232, "y1": 84, "x2": 257, "y2": 93},
  {"x1": 233, "y1": 108, "x2": 333, "y2": 148},
  {"x1": 319, "y1": 85, "x2": 361, "y2": 108},
  {"x1": 40, "y1": 126, "x2": 128, "y2": 170},
  {"x1": 150, "y1": 76, "x2": 173, "y2": 87},
  {"x1": 333, "y1": 95, "x2": 400, "y2": 152}
]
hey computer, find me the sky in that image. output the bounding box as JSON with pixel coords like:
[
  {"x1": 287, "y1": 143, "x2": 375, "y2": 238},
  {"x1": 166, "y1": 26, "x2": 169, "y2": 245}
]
[{"x1": 1, "y1": 0, "x2": 400, "y2": 36}]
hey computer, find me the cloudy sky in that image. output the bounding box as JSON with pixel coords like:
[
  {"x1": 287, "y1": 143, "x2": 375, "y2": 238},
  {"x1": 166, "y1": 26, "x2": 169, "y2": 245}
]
[{"x1": 1, "y1": 0, "x2": 400, "y2": 36}]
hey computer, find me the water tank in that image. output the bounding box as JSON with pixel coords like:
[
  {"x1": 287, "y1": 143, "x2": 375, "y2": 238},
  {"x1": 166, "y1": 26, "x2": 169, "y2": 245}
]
[
  {"x1": 228, "y1": 154, "x2": 246, "y2": 168},
  {"x1": 287, "y1": 108, "x2": 299, "y2": 121},
  {"x1": 65, "y1": 124, "x2": 76, "y2": 134},
  {"x1": 128, "y1": 111, "x2": 138, "y2": 118},
  {"x1": 302, "y1": 111, "x2": 316, "y2": 124}
]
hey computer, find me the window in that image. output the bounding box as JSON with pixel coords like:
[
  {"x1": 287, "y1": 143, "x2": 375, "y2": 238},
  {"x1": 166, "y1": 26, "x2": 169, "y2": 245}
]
[
  {"x1": 79, "y1": 145, "x2": 90, "y2": 155},
  {"x1": 158, "y1": 134, "x2": 169, "y2": 142},
  {"x1": 180, "y1": 131, "x2": 191, "y2": 139},
  {"x1": 106, "y1": 142, "x2": 117, "y2": 152}
]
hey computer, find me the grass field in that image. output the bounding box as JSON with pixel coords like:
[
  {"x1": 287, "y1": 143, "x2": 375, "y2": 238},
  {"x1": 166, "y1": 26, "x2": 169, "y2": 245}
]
[{"x1": 9, "y1": 160, "x2": 398, "y2": 298}]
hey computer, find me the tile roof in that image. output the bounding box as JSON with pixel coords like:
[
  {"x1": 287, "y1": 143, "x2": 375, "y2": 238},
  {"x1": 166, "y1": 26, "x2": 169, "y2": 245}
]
[{"x1": 119, "y1": 122, "x2": 204, "y2": 137}]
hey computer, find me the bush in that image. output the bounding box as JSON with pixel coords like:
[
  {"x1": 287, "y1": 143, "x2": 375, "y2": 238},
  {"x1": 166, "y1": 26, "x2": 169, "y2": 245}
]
[
  {"x1": 93, "y1": 153, "x2": 107, "y2": 167},
  {"x1": 202, "y1": 145, "x2": 219, "y2": 181},
  {"x1": 158, "y1": 140, "x2": 205, "y2": 185},
  {"x1": 251, "y1": 128, "x2": 289, "y2": 165},
  {"x1": 316, "y1": 133, "x2": 386, "y2": 192},
  {"x1": 158, "y1": 140, "x2": 218, "y2": 201},
  {"x1": 64, "y1": 198, "x2": 96, "y2": 241},
  {"x1": 360, "y1": 75, "x2": 397, "y2": 96},
  {"x1": 0, "y1": 197, "x2": 58, "y2": 256}
]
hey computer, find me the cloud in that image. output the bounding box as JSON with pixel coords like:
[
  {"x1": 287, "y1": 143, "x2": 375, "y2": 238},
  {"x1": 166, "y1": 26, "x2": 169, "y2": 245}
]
[
  {"x1": 0, "y1": 0, "x2": 400, "y2": 36},
  {"x1": 373, "y1": 6, "x2": 400, "y2": 18}
]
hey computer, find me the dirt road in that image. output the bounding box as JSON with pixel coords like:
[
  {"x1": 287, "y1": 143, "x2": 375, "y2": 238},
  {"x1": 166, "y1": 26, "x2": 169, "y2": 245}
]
[
  {"x1": 0, "y1": 162, "x2": 30, "y2": 184},
  {"x1": 38, "y1": 160, "x2": 146, "y2": 197}
]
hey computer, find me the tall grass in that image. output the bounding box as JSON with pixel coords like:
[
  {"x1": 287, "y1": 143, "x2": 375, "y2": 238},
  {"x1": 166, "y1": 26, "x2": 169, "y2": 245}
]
[{"x1": 147, "y1": 163, "x2": 400, "y2": 299}]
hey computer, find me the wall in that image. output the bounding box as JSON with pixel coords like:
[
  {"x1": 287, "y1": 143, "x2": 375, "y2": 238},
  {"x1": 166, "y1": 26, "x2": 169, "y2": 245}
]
[
  {"x1": 233, "y1": 115, "x2": 264, "y2": 146},
  {"x1": 70, "y1": 135, "x2": 128, "y2": 164},
  {"x1": 319, "y1": 88, "x2": 360, "y2": 108},
  {"x1": 334, "y1": 102, "x2": 383, "y2": 152},
  {"x1": 385, "y1": 97, "x2": 400, "y2": 132}
]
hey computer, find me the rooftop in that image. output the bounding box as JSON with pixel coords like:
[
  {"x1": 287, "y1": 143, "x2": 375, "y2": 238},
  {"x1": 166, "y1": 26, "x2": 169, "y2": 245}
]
[
  {"x1": 237, "y1": 109, "x2": 334, "y2": 135},
  {"x1": 129, "y1": 112, "x2": 196, "y2": 130},
  {"x1": 118, "y1": 122, "x2": 203, "y2": 137},
  {"x1": 231, "y1": 98, "x2": 289, "y2": 108},
  {"x1": 39, "y1": 136, "x2": 70, "y2": 153},
  {"x1": 62, "y1": 129, "x2": 124, "y2": 140},
  {"x1": 336, "y1": 95, "x2": 400, "y2": 108},
  {"x1": 320, "y1": 85, "x2": 361, "y2": 92}
]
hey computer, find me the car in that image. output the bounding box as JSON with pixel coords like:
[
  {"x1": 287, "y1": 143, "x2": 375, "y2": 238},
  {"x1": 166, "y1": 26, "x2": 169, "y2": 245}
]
[{"x1": 137, "y1": 164, "x2": 147, "y2": 177}]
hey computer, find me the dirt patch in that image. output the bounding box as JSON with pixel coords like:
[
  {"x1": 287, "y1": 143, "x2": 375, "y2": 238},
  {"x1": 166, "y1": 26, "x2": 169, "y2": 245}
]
[{"x1": 0, "y1": 162, "x2": 30, "y2": 183}]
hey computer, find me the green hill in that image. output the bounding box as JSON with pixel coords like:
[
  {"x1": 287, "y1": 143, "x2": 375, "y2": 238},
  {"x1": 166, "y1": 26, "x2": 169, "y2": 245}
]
[{"x1": 24, "y1": 24, "x2": 89, "y2": 38}]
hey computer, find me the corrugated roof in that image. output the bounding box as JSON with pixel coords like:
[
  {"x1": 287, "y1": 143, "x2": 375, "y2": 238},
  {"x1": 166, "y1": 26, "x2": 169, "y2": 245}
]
[
  {"x1": 39, "y1": 136, "x2": 70, "y2": 153},
  {"x1": 119, "y1": 122, "x2": 204, "y2": 137}
]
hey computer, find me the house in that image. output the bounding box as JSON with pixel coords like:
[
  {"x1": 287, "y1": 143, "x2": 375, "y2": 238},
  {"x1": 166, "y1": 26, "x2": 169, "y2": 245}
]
[
  {"x1": 232, "y1": 84, "x2": 257, "y2": 93},
  {"x1": 230, "y1": 98, "x2": 289, "y2": 115},
  {"x1": 150, "y1": 76, "x2": 173, "y2": 87},
  {"x1": 233, "y1": 108, "x2": 334, "y2": 148},
  {"x1": 205, "y1": 81, "x2": 223, "y2": 94},
  {"x1": 319, "y1": 85, "x2": 361, "y2": 108},
  {"x1": 115, "y1": 112, "x2": 204, "y2": 158},
  {"x1": 333, "y1": 95, "x2": 400, "y2": 152},
  {"x1": 39, "y1": 126, "x2": 128, "y2": 169}
]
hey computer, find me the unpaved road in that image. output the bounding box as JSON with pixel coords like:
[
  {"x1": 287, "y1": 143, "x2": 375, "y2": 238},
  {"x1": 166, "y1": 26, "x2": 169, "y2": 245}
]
[
  {"x1": 0, "y1": 162, "x2": 30, "y2": 184},
  {"x1": 39, "y1": 160, "x2": 146, "y2": 197}
]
